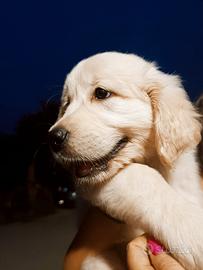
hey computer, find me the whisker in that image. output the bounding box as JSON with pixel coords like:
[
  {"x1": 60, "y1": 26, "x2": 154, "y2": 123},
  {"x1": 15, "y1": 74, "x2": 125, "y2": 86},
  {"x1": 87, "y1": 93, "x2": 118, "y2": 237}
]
[
  {"x1": 32, "y1": 143, "x2": 48, "y2": 160},
  {"x1": 34, "y1": 122, "x2": 53, "y2": 128},
  {"x1": 45, "y1": 93, "x2": 61, "y2": 106}
]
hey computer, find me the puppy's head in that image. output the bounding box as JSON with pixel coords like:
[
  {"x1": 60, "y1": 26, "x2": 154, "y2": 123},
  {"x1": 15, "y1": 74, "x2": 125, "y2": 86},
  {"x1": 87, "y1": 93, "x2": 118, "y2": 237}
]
[{"x1": 50, "y1": 52, "x2": 201, "y2": 185}]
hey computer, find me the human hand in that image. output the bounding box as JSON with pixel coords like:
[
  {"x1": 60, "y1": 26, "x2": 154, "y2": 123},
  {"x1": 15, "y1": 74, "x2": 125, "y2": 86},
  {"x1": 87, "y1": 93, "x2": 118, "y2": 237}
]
[{"x1": 127, "y1": 235, "x2": 185, "y2": 270}]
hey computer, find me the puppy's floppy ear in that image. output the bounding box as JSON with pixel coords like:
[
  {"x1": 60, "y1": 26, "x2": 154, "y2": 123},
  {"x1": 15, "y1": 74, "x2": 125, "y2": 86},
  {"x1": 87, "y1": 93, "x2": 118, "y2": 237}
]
[{"x1": 146, "y1": 74, "x2": 201, "y2": 167}]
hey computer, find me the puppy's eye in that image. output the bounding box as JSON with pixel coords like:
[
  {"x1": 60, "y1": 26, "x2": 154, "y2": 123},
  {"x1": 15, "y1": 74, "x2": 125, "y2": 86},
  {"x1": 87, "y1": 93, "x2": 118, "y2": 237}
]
[
  {"x1": 95, "y1": 88, "x2": 111, "y2": 100},
  {"x1": 63, "y1": 100, "x2": 70, "y2": 107},
  {"x1": 60, "y1": 100, "x2": 70, "y2": 115}
]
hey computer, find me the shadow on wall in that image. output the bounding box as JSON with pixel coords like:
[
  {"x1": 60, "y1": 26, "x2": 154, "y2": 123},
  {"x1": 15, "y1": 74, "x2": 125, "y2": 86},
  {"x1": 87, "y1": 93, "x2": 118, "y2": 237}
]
[{"x1": 0, "y1": 101, "x2": 76, "y2": 224}]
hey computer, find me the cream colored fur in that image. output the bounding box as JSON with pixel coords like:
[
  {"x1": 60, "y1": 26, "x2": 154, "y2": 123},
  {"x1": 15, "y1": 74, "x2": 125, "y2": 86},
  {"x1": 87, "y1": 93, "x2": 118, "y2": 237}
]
[{"x1": 51, "y1": 52, "x2": 203, "y2": 269}]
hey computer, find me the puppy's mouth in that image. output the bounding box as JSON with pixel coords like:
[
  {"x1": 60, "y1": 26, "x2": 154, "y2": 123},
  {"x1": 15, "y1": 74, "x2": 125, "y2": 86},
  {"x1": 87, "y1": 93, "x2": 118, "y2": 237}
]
[{"x1": 71, "y1": 137, "x2": 128, "y2": 178}]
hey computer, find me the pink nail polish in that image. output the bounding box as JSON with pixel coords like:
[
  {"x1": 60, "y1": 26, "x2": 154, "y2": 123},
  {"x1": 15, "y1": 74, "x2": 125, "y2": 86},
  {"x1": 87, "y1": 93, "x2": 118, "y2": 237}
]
[{"x1": 147, "y1": 239, "x2": 164, "y2": 255}]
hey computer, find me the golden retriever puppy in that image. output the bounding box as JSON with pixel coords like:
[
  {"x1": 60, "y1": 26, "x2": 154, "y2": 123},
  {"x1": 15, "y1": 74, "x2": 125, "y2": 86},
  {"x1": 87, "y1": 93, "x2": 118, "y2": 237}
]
[{"x1": 49, "y1": 52, "x2": 203, "y2": 270}]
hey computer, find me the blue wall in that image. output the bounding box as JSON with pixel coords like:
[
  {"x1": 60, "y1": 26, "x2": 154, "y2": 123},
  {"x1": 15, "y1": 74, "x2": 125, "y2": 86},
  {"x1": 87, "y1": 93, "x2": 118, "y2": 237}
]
[{"x1": 0, "y1": 0, "x2": 203, "y2": 133}]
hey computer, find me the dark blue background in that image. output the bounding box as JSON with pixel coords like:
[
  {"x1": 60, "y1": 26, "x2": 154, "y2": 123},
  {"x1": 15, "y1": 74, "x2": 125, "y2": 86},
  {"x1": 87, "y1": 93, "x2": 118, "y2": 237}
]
[{"x1": 0, "y1": 0, "x2": 203, "y2": 133}]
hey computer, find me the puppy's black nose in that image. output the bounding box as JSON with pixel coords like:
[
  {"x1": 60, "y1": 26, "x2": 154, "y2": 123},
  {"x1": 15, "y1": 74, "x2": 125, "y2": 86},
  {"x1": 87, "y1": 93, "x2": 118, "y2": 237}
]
[{"x1": 49, "y1": 128, "x2": 68, "y2": 152}]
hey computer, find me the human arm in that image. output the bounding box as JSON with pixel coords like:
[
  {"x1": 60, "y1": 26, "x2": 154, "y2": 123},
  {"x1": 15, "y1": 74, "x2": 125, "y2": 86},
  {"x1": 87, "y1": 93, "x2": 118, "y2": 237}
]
[{"x1": 64, "y1": 207, "x2": 123, "y2": 270}]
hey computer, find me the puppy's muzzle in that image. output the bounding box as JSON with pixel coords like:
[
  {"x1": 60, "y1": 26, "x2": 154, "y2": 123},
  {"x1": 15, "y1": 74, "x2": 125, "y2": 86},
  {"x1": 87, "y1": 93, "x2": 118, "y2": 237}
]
[{"x1": 49, "y1": 127, "x2": 69, "y2": 152}]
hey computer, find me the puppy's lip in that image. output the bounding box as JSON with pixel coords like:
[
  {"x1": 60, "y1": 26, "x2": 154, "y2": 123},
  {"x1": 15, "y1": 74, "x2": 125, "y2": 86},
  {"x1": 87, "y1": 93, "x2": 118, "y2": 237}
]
[
  {"x1": 72, "y1": 136, "x2": 129, "y2": 179},
  {"x1": 74, "y1": 162, "x2": 94, "y2": 178}
]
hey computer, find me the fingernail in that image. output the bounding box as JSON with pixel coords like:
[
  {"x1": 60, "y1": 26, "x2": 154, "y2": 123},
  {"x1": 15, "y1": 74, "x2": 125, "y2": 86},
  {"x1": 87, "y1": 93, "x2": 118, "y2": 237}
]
[{"x1": 147, "y1": 239, "x2": 164, "y2": 255}]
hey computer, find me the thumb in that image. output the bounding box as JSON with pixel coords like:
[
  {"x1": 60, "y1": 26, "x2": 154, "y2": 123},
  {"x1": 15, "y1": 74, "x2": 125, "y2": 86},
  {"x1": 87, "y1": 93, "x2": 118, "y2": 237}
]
[
  {"x1": 148, "y1": 239, "x2": 185, "y2": 270},
  {"x1": 127, "y1": 235, "x2": 154, "y2": 270}
]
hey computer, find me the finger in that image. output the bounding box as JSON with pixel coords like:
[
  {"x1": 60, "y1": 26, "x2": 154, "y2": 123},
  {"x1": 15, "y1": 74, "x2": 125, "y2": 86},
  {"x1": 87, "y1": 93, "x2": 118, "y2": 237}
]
[
  {"x1": 127, "y1": 235, "x2": 155, "y2": 270},
  {"x1": 150, "y1": 253, "x2": 185, "y2": 270},
  {"x1": 148, "y1": 239, "x2": 185, "y2": 270}
]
